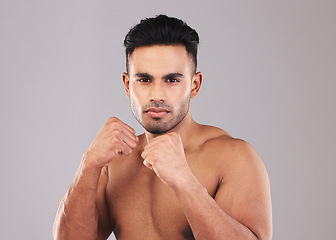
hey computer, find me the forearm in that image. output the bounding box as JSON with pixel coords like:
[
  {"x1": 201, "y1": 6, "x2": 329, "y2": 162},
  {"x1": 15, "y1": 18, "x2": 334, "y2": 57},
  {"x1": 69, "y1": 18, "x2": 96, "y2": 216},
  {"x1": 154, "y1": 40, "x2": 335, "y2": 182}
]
[
  {"x1": 174, "y1": 175, "x2": 259, "y2": 240},
  {"x1": 53, "y1": 157, "x2": 102, "y2": 240}
]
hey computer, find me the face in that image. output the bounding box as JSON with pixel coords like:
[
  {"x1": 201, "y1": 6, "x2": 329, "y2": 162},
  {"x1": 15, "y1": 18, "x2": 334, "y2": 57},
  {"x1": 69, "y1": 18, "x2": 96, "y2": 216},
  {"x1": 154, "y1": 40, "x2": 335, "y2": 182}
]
[{"x1": 123, "y1": 45, "x2": 202, "y2": 134}]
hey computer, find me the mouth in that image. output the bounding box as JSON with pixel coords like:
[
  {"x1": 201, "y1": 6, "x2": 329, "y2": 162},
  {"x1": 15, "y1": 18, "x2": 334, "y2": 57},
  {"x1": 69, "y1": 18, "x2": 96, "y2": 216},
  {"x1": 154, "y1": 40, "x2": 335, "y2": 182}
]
[{"x1": 145, "y1": 107, "x2": 170, "y2": 118}]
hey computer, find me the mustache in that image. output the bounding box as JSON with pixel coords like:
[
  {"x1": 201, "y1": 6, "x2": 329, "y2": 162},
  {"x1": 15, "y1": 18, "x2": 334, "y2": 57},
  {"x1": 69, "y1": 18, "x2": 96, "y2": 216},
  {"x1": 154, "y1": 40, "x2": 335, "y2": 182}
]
[{"x1": 143, "y1": 102, "x2": 172, "y2": 111}]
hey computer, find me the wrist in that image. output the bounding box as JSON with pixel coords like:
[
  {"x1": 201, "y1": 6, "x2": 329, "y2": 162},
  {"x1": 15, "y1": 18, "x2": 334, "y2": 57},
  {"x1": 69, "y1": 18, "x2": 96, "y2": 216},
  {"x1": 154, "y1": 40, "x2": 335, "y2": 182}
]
[
  {"x1": 81, "y1": 152, "x2": 104, "y2": 173},
  {"x1": 76, "y1": 154, "x2": 104, "y2": 185},
  {"x1": 172, "y1": 171, "x2": 205, "y2": 196},
  {"x1": 67, "y1": 154, "x2": 103, "y2": 196}
]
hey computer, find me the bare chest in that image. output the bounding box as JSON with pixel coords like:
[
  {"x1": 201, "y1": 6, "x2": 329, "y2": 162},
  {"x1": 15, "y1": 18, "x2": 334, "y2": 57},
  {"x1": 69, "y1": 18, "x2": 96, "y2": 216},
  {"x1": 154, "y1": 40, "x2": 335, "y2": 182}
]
[{"x1": 106, "y1": 151, "x2": 221, "y2": 239}]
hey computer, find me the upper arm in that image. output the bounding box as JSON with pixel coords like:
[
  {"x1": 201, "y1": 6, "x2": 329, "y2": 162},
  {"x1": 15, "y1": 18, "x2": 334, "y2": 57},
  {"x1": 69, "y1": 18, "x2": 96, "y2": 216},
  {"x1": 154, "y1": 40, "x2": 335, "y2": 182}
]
[
  {"x1": 96, "y1": 166, "x2": 114, "y2": 239},
  {"x1": 214, "y1": 140, "x2": 272, "y2": 240}
]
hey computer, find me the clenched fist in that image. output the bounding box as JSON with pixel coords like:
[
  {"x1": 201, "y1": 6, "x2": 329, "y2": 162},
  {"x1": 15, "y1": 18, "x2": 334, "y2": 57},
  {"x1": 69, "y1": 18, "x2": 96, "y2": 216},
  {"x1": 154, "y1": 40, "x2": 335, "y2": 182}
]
[
  {"x1": 141, "y1": 132, "x2": 192, "y2": 187},
  {"x1": 84, "y1": 117, "x2": 138, "y2": 170}
]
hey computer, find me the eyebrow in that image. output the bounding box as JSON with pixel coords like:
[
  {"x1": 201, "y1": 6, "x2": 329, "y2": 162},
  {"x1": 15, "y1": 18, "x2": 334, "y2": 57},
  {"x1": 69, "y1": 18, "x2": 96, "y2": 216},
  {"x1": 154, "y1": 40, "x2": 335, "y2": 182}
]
[
  {"x1": 134, "y1": 73, "x2": 154, "y2": 79},
  {"x1": 134, "y1": 72, "x2": 184, "y2": 79},
  {"x1": 162, "y1": 73, "x2": 184, "y2": 79}
]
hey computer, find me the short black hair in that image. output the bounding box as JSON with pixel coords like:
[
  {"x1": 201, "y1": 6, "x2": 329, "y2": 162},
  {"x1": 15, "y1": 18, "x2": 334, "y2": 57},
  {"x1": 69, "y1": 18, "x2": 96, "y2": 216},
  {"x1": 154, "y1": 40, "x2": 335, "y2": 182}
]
[{"x1": 124, "y1": 14, "x2": 199, "y2": 73}]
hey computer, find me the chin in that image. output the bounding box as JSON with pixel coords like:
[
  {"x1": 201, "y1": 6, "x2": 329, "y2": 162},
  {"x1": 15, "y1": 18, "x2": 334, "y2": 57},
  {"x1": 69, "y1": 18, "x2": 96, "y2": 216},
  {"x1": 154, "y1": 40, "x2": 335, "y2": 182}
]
[
  {"x1": 143, "y1": 124, "x2": 171, "y2": 135},
  {"x1": 142, "y1": 118, "x2": 171, "y2": 133},
  {"x1": 146, "y1": 130, "x2": 168, "y2": 135}
]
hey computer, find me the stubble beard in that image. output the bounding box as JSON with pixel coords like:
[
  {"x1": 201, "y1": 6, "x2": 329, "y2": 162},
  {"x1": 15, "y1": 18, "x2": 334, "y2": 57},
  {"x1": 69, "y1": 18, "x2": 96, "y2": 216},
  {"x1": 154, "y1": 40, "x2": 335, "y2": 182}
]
[{"x1": 130, "y1": 95, "x2": 191, "y2": 135}]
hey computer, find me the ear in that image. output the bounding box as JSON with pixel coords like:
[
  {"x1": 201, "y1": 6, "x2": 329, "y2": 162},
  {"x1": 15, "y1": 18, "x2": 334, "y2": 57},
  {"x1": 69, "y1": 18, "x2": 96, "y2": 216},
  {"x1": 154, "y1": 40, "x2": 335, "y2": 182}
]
[
  {"x1": 190, "y1": 72, "x2": 203, "y2": 98},
  {"x1": 122, "y1": 72, "x2": 130, "y2": 98}
]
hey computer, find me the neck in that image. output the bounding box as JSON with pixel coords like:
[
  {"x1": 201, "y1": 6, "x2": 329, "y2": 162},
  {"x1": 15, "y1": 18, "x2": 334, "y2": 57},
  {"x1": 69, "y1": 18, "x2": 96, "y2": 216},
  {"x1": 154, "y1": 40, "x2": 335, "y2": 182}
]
[{"x1": 144, "y1": 111, "x2": 195, "y2": 145}]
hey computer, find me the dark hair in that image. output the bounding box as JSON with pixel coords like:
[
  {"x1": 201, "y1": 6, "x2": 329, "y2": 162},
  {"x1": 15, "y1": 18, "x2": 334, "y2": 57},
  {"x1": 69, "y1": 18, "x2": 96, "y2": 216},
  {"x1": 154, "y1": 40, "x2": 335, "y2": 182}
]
[{"x1": 124, "y1": 14, "x2": 199, "y2": 73}]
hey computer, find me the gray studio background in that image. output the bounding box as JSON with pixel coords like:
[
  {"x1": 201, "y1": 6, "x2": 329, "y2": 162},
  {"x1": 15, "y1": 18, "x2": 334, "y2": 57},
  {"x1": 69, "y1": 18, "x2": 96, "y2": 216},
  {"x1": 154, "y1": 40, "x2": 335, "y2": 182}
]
[{"x1": 1, "y1": 0, "x2": 335, "y2": 239}]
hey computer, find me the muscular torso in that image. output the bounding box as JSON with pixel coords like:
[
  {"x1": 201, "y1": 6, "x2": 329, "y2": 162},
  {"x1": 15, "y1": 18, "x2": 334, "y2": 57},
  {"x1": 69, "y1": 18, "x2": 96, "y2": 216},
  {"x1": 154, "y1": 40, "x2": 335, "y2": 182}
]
[{"x1": 105, "y1": 125, "x2": 231, "y2": 239}]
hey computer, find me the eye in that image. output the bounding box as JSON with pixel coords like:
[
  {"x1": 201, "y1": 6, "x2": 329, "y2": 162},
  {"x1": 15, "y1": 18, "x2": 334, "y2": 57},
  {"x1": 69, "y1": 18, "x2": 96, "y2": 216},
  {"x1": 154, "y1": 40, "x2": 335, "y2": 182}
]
[
  {"x1": 137, "y1": 78, "x2": 151, "y2": 83},
  {"x1": 166, "y1": 79, "x2": 180, "y2": 83}
]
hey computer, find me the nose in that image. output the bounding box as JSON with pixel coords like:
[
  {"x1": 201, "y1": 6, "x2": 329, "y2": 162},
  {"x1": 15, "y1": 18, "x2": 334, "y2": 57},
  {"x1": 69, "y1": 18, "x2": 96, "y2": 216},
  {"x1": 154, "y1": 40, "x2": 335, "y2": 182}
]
[{"x1": 149, "y1": 81, "x2": 166, "y2": 102}]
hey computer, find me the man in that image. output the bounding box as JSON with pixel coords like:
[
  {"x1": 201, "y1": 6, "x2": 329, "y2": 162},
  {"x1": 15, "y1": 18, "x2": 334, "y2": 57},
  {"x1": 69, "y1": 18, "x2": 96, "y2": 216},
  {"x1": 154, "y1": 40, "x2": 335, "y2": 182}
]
[{"x1": 53, "y1": 15, "x2": 272, "y2": 240}]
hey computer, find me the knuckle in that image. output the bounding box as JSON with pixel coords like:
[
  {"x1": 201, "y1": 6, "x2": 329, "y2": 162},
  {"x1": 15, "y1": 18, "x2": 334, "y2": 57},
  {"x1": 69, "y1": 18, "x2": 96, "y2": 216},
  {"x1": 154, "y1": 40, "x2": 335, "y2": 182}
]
[
  {"x1": 108, "y1": 117, "x2": 119, "y2": 124},
  {"x1": 157, "y1": 142, "x2": 165, "y2": 148},
  {"x1": 171, "y1": 132, "x2": 179, "y2": 139},
  {"x1": 122, "y1": 149, "x2": 131, "y2": 155},
  {"x1": 170, "y1": 133, "x2": 180, "y2": 143},
  {"x1": 151, "y1": 149, "x2": 159, "y2": 157},
  {"x1": 111, "y1": 129, "x2": 121, "y2": 136},
  {"x1": 110, "y1": 138, "x2": 120, "y2": 146},
  {"x1": 146, "y1": 157, "x2": 153, "y2": 164}
]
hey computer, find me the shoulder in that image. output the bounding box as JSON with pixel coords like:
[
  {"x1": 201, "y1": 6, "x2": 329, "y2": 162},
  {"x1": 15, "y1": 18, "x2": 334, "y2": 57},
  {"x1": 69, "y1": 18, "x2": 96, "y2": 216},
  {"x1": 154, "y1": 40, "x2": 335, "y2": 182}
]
[
  {"x1": 199, "y1": 127, "x2": 272, "y2": 240},
  {"x1": 199, "y1": 124, "x2": 252, "y2": 153},
  {"x1": 198, "y1": 125, "x2": 264, "y2": 170}
]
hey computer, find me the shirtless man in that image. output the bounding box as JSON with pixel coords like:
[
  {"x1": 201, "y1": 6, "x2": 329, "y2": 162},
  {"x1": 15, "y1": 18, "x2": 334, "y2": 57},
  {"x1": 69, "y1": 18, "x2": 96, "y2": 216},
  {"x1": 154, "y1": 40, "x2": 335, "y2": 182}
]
[{"x1": 53, "y1": 15, "x2": 272, "y2": 240}]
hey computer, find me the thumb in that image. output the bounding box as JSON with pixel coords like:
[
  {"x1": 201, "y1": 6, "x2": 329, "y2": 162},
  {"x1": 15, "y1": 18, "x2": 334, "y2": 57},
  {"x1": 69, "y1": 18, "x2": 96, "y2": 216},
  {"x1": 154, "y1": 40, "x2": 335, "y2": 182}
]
[{"x1": 143, "y1": 158, "x2": 154, "y2": 170}]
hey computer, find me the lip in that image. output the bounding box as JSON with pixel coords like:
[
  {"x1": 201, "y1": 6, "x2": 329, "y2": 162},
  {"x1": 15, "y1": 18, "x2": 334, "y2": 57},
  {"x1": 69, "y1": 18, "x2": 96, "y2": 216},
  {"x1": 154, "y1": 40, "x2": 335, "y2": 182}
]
[{"x1": 145, "y1": 108, "x2": 169, "y2": 118}]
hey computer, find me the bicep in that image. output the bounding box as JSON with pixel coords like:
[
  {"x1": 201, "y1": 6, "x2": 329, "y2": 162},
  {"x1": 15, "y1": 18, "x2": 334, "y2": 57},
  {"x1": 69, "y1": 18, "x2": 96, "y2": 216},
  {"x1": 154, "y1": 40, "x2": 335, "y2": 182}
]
[
  {"x1": 96, "y1": 166, "x2": 114, "y2": 239},
  {"x1": 214, "y1": 141, "x2": 272, "y2": 240}
]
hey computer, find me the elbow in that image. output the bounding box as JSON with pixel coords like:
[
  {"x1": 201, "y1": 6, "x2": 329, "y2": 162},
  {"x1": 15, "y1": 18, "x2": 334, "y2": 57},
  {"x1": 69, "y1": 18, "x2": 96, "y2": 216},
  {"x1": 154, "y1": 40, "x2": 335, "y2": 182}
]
[
  {"x1": 53, "y1": 215, "x2": 64, "y2": 240},
  {"x1": 253, "y1": 219, "x2": 273, "y2": 240},
  {"x1": 258, "y1": 235, "x2": 272, "y2": 240},
  {"x1": 255, "y1": 229, "x2": 273, "y2": 240},
  {"x1": 53, "y1": 222, "x2": 60, "y2": 240},
  {"x1": 53, "y1": 199, "x2": 67, "y2": 240}
]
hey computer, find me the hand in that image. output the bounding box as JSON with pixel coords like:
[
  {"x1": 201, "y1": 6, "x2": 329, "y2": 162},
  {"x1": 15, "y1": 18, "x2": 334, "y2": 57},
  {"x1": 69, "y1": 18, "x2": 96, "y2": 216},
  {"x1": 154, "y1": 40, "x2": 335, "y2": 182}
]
[
  {"x1": 84, "y1": 117, "x2": 138, "y2": 170},
  {"x1": 141, "y1": 132, "x2": 192, "y2": 187}
]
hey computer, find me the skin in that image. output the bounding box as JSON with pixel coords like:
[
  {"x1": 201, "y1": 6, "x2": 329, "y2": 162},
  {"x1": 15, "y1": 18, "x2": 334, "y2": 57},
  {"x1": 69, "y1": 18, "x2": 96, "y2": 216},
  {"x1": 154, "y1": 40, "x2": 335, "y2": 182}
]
[{"x1": 53, "y1": 45, "x2": 272, "y2": 240}]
